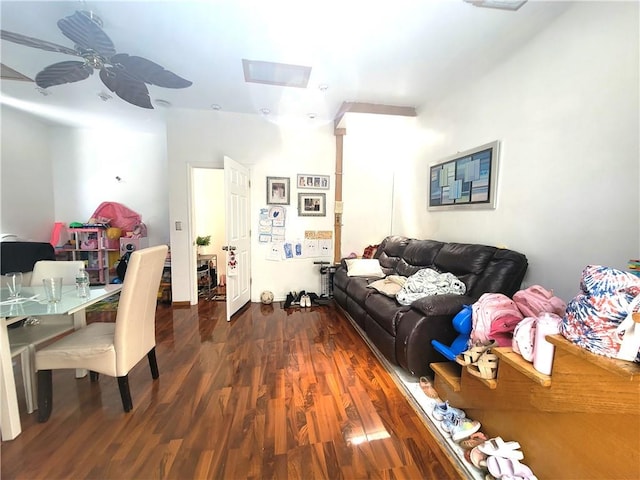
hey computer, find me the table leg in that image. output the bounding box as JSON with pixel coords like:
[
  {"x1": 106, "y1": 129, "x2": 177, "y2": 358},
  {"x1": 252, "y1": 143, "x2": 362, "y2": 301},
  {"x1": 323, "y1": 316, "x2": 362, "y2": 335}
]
[
  {"x1": 73, "y1": 310, "x2": 87, "y2": 379},
  {"x1": 0, "y1": 318, "x2": 22, "y2": 440}
]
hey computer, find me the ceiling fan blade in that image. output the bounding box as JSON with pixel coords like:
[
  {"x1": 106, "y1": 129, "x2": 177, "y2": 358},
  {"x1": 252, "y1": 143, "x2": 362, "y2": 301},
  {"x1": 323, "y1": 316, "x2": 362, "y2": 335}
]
[
  {"x1": 1, "y1": 30, "x2": 79, "y2": 56},
  {"x1": 100, "y1": 67, "x2": 153, "y2": 109},
  {"x1": 35, "y1": 61, "x2": 93, "y2": 88},
  {"x1": 57, "y1": 11, "x2": 115, "y2": 58},
  {"x1": 110, "y1": 54, "x2": 192, "y2": 88}
]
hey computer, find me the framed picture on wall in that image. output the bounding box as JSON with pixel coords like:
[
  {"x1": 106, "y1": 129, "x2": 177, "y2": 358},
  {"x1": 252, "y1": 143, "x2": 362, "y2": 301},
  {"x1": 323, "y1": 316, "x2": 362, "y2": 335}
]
[
  {"x1": 266, "y1": 177, "x2": 290, "y2": 205},
  {"x1": 297, "y1": 174, "x2": 330, "y2": 190},
  {"x1": 428, "y1": 140, "x2": 500, "y2": 210},
  {"x1": 298, "y1": 192, "x2": 326, "y2": 216}
]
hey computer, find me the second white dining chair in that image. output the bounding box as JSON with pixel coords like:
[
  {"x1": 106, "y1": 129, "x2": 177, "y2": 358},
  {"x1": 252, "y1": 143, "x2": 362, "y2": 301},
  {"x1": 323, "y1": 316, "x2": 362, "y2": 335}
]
[
  {"x1": 10, "y1": 343, "x2": 36, "y2": 413},
  {"x1": 30, "y1": 260, "x2": 86, "y2": 286},
  {"x1": 8, "y1": 260, "x2": 86, "y2": 414}
]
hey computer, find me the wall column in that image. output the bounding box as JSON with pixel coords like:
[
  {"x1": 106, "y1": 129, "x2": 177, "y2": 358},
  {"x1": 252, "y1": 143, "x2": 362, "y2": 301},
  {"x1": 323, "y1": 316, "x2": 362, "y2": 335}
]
[{"x1": 334, "y1": 127, "x2": 345, "y2": 264}]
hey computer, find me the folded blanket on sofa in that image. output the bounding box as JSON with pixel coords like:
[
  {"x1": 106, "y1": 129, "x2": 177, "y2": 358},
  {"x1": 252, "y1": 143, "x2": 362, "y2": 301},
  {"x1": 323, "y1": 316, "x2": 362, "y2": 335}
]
[
  {"x1": 367, "y1": 275, "x2": 407, "y2": 297},
  {"x1": 396, "y1": 268, "x2": 466, "y2": 305}
]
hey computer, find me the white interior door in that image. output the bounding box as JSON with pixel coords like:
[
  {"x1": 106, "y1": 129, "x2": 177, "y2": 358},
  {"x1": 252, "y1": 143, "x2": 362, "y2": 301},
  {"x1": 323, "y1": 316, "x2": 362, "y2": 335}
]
[{"x1": 224, "y1": 156, "x2": 251, "y2": 321}]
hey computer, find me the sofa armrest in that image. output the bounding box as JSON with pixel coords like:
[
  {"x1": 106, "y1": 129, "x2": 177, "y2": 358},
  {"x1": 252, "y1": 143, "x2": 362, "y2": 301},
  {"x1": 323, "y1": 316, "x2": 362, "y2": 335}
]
[{"x1": 410, "y1": 294, "x2": 475, "y2": 317}]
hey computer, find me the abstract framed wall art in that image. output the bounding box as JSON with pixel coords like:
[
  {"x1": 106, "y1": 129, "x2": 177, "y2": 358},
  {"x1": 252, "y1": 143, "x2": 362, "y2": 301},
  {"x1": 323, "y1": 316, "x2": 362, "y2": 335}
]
[{"x1": 428, "y1": 140, "x2": 500, "y2": 210}]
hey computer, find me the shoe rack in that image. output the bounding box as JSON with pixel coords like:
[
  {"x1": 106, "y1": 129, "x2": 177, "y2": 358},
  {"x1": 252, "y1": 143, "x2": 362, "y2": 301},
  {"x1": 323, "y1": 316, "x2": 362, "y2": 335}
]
[{"x1": 430, "y1": 334, "x2": 640, "y2": 479}]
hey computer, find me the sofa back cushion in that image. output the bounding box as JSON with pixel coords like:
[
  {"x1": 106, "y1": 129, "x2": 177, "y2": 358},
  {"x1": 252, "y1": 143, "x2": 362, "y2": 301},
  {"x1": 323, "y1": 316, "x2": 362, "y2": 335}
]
[
  {"x1": 375, "y1": 236, "x2": 411, "y2": 275},
  {"x1": 395, "y1": 240, "x2": 445, "y2": 277},
  {"x1": 433, "y1": 243, "x2": 496, "y2": 294}
]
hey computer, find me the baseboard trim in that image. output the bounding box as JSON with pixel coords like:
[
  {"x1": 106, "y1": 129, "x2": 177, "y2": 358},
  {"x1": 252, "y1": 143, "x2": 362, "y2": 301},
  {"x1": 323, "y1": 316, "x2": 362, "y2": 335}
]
[{"x1": 171, "y1": 301, "x2": 191, "y2": 308}]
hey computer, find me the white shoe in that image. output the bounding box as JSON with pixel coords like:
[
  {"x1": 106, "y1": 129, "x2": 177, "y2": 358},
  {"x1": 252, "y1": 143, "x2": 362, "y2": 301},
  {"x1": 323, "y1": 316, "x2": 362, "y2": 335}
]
[{"x1": 303, "y1": 294, "x2": 310, "y2": 308}]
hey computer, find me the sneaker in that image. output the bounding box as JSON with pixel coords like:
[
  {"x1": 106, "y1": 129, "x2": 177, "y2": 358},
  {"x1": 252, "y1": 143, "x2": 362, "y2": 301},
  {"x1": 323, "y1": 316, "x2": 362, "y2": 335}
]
[
  {"x1": 432, "y1": 401, "x2": 466, "y2": 421},
  {"x1": 445, "y1": 417, "x2": 482, "y2": 442},
  {"x1": 284, "y1": 292, "x2": 294, "y2": 309}
]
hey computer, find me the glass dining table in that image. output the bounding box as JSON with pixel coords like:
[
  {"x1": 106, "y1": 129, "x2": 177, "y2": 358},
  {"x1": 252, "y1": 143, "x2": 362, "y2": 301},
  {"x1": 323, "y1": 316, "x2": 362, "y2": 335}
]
[{"x1": 0, "y1": 283, "x2": 122, "y2": 440}]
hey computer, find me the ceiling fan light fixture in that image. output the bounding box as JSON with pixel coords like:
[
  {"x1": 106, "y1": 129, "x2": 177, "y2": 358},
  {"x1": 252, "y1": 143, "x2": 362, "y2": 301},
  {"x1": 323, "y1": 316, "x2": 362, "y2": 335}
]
[
  {"x1": 210, "y1": 104, "x2": 221, "y2": 111},
  {"x1": 154, "y1": 99, "x2": 172, "y2": 108},
  {"x1": 260, "y1": 108, "x2": 271, "y2": 116},
  {"x1": 463, "y1": 0, "x2": 527, "y2": 11}
]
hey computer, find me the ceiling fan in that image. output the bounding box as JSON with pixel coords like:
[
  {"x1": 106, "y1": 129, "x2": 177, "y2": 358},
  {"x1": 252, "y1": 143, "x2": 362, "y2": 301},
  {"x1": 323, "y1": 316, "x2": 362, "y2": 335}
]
[{"x1": 0, "y1": 10, "x2": 192, "y2": 109}]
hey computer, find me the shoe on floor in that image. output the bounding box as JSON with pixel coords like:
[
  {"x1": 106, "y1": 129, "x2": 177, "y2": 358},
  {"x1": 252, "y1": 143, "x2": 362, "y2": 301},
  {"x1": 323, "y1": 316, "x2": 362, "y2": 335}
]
[
  {"x1": 458, "y1": 431, "x2": 488, "y2": 450},
  {"x1": 432, "y1": 401, "x2": 465, "y2": 421},
  {"x1": 448, "y1": 417, "x2": 482, "y2": 442},
  {"x1": 284, "y1": 292, "x2": 294, "y2": 309},
  {"x1": 419, "y1": 376, "x2": 439, "y2": 399}
]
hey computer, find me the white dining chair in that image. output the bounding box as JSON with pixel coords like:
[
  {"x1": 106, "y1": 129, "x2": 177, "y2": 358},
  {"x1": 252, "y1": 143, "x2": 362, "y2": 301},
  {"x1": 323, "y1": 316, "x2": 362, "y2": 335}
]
[
  {"x1": 29, "y1": 260, "x2": 85, "y2": 286},
  {"x1": 35, "y1": 245, "x2": 168, "y2": 422},
  {"x1": 10, "y1": 343, "x2": 36, "y2": 413},
  {"x1": 7, "y1": 260, "x2": 86, "y2": 414}
]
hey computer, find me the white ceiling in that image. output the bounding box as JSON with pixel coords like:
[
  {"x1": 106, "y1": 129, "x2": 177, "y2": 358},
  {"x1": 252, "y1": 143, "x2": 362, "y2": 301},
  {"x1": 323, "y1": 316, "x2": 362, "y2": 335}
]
[{"x1": 0, "y1": 1, "x2": 571, "y2": 131}]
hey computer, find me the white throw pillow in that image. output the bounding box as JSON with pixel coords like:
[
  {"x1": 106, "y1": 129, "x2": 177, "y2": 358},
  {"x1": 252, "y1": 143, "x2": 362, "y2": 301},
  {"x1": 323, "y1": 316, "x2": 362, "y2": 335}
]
[{"x1": 345, "y1": 258, "x2": 385, "y2": 278}]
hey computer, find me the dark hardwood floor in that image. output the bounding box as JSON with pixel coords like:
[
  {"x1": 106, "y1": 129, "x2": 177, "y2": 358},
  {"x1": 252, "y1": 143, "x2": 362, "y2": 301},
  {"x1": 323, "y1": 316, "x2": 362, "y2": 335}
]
[{"x1": 2, "y1": 300, "x2": 460, "y2": 479}]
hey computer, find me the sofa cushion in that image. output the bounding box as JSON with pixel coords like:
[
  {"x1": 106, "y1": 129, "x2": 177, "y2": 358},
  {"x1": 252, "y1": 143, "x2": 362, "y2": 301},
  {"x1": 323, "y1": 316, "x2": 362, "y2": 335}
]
[
  {"x1": 375, "y1": 236, "x2": 411, "y2": 274},
  {"x1": 365, "y1": 293, "x2": 410, "y2": 336},
  {"x1": 346, "y1": 277, "x2": 375, "y2": 308},
  {"x1": 395, "y1": 240, "x2": 445, "y2": 277}
]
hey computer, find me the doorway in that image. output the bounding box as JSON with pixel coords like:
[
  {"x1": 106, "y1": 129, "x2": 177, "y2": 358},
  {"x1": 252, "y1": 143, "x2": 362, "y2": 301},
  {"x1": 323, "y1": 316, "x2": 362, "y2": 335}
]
[{"x1": 192, "y1": 167, "x2": 225, "y2": 300}]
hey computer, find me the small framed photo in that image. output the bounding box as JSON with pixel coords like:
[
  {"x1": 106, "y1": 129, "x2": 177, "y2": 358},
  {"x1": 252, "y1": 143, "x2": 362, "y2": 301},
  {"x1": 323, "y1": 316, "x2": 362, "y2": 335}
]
[
  {"x1": 266, "y1": 177, "x2": 290, "y2": 205},
  {"x1": 298, "y1": 192, "x2": 326, "y2": 216},
  {"x1": 297, "y1": 174, "x2": 330, "y2": 190}
]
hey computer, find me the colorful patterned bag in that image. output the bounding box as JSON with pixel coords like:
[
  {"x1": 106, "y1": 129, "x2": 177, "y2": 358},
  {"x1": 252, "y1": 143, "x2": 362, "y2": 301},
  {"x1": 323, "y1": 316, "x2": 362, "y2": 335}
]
[{"x1": 559, "y1": 265, "x2": 640, "y2": 362}]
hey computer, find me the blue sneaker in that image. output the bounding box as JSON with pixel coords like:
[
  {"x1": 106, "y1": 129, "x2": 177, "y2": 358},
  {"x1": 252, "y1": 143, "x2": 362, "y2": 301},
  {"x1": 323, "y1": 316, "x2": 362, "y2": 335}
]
[{"x1": 432, "y1": 401, "x2": 466, "y2": 421}]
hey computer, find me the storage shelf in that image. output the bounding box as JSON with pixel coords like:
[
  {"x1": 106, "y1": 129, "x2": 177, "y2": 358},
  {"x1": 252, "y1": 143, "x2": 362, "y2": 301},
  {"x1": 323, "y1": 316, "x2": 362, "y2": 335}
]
[
  {"x1": 430, "y1": 362, "x2": 461, "y2": 392},
  {"x1": 65, "y1": 228, "x2": 111, "y2": 285},
  {"x1": 493, "y1": 347, "x2": 551, "y2": 387}
]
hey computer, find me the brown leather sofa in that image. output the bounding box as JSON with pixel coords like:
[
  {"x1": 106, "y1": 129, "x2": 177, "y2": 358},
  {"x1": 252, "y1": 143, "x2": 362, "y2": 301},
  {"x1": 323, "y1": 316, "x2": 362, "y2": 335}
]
[{"x1": 333, "y1": 235, "x2": 528, "y2": 377}]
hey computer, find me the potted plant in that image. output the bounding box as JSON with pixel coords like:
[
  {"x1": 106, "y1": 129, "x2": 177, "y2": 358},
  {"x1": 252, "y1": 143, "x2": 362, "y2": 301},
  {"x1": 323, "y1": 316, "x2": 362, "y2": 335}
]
[{"x1": 195, "y1": 235, "x2": 211, "y2": 254}]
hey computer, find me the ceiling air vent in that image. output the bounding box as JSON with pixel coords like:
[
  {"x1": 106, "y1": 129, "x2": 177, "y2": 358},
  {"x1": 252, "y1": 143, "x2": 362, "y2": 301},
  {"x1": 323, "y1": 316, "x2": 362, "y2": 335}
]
[
  {"x1": 242, "y1": 59, "x2": 311, "y2": 88},
  {"x1": 464, "y1": 0, "x2": 527, "y2": 11}
]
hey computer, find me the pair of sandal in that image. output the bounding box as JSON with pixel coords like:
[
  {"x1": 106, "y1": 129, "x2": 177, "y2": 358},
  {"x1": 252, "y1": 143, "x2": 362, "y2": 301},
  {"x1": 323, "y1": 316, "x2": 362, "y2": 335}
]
[
  {"x1": 456, "y1": 340, "x2": 499, "y2": 380},
  {"x1": 468, "y1": 437, "x2": 537, "y2": 480},
  {"x1": 486, "y1": 456, "x2": 538, "y2": 480}
]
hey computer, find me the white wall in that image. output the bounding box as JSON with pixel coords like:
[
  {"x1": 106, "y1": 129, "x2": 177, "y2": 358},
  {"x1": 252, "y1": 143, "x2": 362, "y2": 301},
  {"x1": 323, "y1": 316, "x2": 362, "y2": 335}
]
[
  {"x1": 341, "y1": 113, "x2": 425, "y2": 257},
  {"x1": 167, "y1": 110, "x2": 335, "y2": 303},
  {"x1": 50, "y1": 126, "x2": 170, "y2": 247},
  {"x1": 0, "y1": 107, "x2": 55, "y2": 241},
  {"x1": 404, "y1": 1, "x2": 639, "y2": 301}
]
